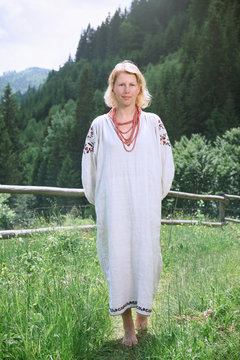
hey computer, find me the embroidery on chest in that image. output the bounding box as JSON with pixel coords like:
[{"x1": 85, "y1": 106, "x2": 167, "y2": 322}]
[
  {"x1": 83, "y1": 127, "x2": 95, "y2": 154},
  {"x1": 158, "y1": 119, "x2": 170, "y2": 146}
]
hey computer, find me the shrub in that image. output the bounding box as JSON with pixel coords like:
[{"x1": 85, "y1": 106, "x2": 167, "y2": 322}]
[
  {"x1": 0, "y1": 194, "x2": 16, "y2": 229},
  {"x1": 172, "y1": 134, "x2": 215, "y2": 194}
]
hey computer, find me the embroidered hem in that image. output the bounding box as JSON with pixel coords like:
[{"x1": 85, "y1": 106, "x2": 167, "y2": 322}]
[{"x1": 109, "y1": 301, "x2": 152, "y2": 316}]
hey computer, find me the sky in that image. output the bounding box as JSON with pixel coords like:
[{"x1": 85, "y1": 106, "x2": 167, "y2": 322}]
[{"x1": 0, "y1": 0, "x2": 133, "y2": 76}]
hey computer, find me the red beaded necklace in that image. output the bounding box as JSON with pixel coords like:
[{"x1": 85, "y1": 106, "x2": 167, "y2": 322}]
[{"x1": 109, "y1": 107, "x2": 141, "y2": 152}]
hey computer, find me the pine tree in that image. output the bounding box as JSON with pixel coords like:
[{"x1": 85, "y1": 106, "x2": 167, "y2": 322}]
[
  {"x1": 75, "y1": 24, "x2": 95, "y2": 61},
  {"x1": 0, "y1": 84, "x2": 21, "y2": 184},
  {"x1": 1, "y1": 84, "x2": 19, "y2": 152},
  {"x1": 56, "y1": 154, "x2": 80, "y2": 206},
  {"x1": 107, "y1": 9, "x2": 123, "y2": 56},
  {"x1": 0, "y1": 113, "x2": 12, "y2": 184},
  {"x1": 74, "y1": 63, "x2": 95, "y2": 187}
]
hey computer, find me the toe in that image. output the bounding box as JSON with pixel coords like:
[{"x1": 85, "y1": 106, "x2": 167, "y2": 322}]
[{"x1": 122, "y1": 335, "x2": 138, "y2": 346}]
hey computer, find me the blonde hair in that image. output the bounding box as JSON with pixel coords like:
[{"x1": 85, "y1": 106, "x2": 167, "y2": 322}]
[{"x1": 104, "y1": 60, "x2": 152, "y2": 109}]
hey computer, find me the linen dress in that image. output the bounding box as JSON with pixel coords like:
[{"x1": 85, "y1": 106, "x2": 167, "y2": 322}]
[{"x1": 82, "y1": 110, "x2": 174, "y2": 316}]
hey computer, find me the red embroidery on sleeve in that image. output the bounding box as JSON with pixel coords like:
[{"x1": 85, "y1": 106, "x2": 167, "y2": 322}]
[
  {"x1": 158, "y1": 119, "x2": 170, "y2": 146},
  {"x1": 83, "y1": 127, "x2": 95, "y2": 154}
]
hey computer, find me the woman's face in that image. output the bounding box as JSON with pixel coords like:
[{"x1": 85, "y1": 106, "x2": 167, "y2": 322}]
[{"x1": 113, "y1": 72, "x2": 140, "y2": 108}]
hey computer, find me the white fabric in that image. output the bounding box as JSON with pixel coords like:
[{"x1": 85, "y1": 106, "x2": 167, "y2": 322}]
[{"x1": 82, "y1": 111, "x2": 174, "y2": 316}]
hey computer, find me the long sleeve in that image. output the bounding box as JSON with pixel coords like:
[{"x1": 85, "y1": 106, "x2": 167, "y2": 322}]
[
  {"x1": 81, "y1": 123, "x2": 97, "y2": 205},
  {"x1": 157, "y1": 118, "x2": 175, "y2": 199}
]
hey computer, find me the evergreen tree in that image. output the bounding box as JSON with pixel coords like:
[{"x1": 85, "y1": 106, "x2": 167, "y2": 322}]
[
  {"x1": 75, "y1": 24, "x2": 95, "y2": 61},
  {"x1": 0, "y1": 113, "x2": 12, "y2": 184},
  {"x1": 40, "y1": 102, "x2": 76, "y2": 187},
  {"x1": 74, "y1": 63, "x2": 95, "y2": 187},
  {"x1": 1, "y1": 84, "x2": 19, "y2": 151},
  {"x1": 107, "y1": 9, "x2": 123, "y2": 56},
  {"x1": 93, "y1": 18, "x2": 110, "y2": 60},
  {"x1": 0, "y1": 84, "x2": 21, "y2": 184},
  {"x1": 20, "y1": 117, "x2": 45, "y2": 184}
]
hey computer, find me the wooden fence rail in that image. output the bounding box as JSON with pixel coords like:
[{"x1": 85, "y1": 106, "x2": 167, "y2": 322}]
[
  {"x1": 0, "y1": 184, "x2": 239, "y2": 239},
  {"x1": 0, "y1": 185, "x2": 85, "y2": 197},
  {"x1": 0, "y1": 185, "x2": 230, "y2": 203},
  {"x1": 167, "y1": 190, "x2": 229, "y2": 204}
]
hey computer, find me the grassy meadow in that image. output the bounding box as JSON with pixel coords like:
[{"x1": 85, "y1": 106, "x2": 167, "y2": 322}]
[{"x1": 0, "y1": 222, "x2": 239, "y2": 359}]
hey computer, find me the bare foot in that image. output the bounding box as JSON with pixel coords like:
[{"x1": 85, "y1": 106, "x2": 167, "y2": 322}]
[
  {"x1": 135, "y1": 313, "x2": 148, "y2": 331},
  {"x1": 121, "y1": 309, "x2": 138, "y2": 346},
  {"x1": 122, "y1": 329, "x2": 138, "y2": 346}
]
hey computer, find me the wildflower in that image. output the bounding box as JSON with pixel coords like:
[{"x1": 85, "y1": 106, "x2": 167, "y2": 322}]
[
  {"x1": 1, "y1": 264, "x2": 7, "y2": 275},
  {"x1": 19, "y1": 237, "x2": 23, "y2": 243},
  {"x1": 33, "y1": 303, "x2": 37, "y2": 306},
  {"x1": 89, "y1": 237, "x2": 94, "y2": 241}
]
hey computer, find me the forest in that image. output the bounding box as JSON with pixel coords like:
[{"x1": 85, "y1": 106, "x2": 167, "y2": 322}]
[
  {"x1": 0, "y1": 67, "x2": 50, "y2": 97},
  {"x1": 0, "y1": 0, "x2": 239, "y2": 218}
]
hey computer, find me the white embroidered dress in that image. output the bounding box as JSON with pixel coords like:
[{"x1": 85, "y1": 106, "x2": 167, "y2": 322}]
[{"x1": 82, "y1": 111, "x2": 174, "y2": 316}]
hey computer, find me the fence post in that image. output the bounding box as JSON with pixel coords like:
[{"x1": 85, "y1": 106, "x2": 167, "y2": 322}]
[{"x1": 218, "y1": 193, "x2": 226, "y2": 223}]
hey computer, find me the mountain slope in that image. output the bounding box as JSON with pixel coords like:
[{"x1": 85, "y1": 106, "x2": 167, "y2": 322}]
[{"x1": 0, "y1": 67, "x2": 50, "y2": 96}]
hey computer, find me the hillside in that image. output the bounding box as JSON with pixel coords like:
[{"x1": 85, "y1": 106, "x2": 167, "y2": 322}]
[
  {"x1": 0, "y1": 67, "x2": 50, "y2": 96},
  {"x1": 15, "y1": 0, "x2": 239, "y2": 141}
]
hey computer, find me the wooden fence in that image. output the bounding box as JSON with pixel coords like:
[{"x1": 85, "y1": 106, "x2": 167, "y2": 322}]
[{"x1": 0, "y1": 184, "x2": 239, "y2": 239}]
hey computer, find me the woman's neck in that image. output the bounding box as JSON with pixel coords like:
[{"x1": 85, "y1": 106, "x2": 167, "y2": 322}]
[{"x1": 115, "y1": 105, "x2": 136, "y2": 123}]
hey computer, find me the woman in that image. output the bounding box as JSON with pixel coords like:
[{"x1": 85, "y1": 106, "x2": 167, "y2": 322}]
[{"x1": 82, "y1": 60, "x2": 174, "y2": 346}]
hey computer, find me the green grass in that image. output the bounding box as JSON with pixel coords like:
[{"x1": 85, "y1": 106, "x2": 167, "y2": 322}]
[{"x1": 0, "y1": 223, "x2": 239, "y2": 359}]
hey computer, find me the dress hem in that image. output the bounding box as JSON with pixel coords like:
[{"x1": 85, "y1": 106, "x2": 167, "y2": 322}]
[{"x1": 109, "y1": 301, "x2": 152, "y2": 317}]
